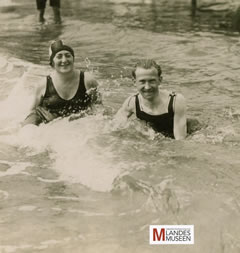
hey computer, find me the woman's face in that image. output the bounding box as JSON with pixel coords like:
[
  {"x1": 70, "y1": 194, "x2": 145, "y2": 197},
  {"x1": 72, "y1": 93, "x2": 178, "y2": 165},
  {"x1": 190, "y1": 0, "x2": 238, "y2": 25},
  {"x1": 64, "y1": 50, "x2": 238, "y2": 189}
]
[{"x1": 52, "y1": 50, "x2": 74, "y2": 73}]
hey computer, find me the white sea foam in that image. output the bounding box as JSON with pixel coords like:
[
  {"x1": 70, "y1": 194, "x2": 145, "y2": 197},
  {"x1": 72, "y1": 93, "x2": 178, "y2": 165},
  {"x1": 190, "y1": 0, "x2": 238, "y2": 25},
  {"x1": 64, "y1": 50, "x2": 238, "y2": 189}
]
[
  {"x1": 0, "y1": 245, "x2": 32, "y2": 253},
  {"x1": 0, "y1": 189, "x2": 9, "y2": 200},
  {"x1": 8, "y1": 115, "x2": 121, "y2": 192},
  {"x1": 0, "y1": 0, "x2": 18, "y2": 7},
  {"x1": 47, "y1": 117, "x2": 121, "y2": 192},
  {"x1": 37, "y1": 177, "x2": 61, "y2": 183},
  {"x1": 68, "y1": 208, "x2": 114, "y2": 216},
  {"x1": 48, "y1": 196, "x2": 97, "y2": 202},
  {"x1": 0, "y1": 73, "x2": 34, "y2": 125},
  {"x1": 18, "y1": 205, "x2": 37, "y2": 211},
  {"x1": 0, "y1": 161, "x2": 31, "y2": 177},
  {"x1": 0, "y1": 56, "x2": 8, "y2": 70}
]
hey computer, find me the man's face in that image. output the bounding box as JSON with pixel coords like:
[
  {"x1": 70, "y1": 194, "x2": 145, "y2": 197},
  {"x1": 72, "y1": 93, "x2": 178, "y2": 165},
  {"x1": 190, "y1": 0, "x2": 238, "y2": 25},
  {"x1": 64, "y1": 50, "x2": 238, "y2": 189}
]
[
  {"x1": 52, "y1": 50, "x2": 74, "y2": 73},
  {"x1": 135, "y1": 67, "x2": 161, "y2": 101}
]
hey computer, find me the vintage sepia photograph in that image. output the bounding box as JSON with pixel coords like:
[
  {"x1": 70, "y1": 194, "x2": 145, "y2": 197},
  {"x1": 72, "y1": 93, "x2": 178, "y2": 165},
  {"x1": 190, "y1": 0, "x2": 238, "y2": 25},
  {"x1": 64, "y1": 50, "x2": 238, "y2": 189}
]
[{"x1": 0, "y1": 0, "x2": 240, "y2": 252}]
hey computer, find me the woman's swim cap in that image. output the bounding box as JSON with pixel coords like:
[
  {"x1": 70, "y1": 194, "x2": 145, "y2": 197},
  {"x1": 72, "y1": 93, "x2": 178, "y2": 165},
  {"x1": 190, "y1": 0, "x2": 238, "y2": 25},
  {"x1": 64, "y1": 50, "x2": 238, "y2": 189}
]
[{"x1": 49, "y1": 40, "x2": 74, "y2": 66}]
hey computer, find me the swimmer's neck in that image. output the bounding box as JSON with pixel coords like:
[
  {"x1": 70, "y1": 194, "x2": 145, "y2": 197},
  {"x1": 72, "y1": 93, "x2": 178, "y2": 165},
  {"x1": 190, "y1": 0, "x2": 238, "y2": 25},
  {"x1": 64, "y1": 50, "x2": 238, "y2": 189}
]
[
  {"x1": 139, "y1": 92, "x2": 162, "y2": 108},
  {"x1": 52, "y1": 69, "x2": 78, "y2": 83}
]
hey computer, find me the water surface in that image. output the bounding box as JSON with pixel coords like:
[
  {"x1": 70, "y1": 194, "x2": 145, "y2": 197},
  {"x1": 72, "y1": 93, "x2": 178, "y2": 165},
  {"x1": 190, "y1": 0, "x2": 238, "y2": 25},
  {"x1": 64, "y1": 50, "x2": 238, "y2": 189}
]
[{"x1": 0, "y1": 0, "x2": 240, "y2": 252}]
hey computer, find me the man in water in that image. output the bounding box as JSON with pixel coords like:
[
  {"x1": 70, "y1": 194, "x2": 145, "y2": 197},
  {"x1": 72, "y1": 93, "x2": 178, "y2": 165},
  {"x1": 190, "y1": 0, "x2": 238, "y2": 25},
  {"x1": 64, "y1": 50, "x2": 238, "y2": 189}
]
[
  {"x1": 23, "y1": 40, "x2": 100, "y2": 126},
  {"x1": 36, "y1": 0, "x2": 61, "y2": 24},
  {"x1": 114, "y1": 59, "x2": 187, "y2": 140}
]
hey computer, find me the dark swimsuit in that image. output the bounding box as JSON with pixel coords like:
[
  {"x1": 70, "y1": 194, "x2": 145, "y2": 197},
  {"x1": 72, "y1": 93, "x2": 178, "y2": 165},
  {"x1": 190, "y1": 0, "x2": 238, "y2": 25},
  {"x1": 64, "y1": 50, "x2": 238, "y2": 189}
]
[
  {"x1": 24, "y1": 71, "x2": 91, "y2": 125},
  {"x1": 135, "y1": 93, "x2": 176, "y2": 138}
]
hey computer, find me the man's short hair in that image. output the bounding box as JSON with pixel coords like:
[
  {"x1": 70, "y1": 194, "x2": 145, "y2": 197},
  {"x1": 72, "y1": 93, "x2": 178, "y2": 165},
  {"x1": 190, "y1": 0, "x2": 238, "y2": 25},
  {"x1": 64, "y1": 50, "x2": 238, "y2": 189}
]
[{"x1": 132, "y1": 59, "x2": 162, "y2": 79}]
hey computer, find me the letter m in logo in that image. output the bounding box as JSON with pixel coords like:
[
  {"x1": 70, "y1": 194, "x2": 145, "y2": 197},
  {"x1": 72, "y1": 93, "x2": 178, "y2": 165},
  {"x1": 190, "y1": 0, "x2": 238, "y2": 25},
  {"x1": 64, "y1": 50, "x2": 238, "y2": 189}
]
[{"x1": 153, "y1": 228, "x2": 165, "y2": 241}]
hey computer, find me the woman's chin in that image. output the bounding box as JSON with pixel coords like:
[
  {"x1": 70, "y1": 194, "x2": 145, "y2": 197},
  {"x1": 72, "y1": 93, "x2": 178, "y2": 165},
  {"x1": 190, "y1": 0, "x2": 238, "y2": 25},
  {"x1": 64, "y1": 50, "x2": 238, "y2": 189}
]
[{"x1": 57, "y1": 67, "x2": 73, "y2": 73}]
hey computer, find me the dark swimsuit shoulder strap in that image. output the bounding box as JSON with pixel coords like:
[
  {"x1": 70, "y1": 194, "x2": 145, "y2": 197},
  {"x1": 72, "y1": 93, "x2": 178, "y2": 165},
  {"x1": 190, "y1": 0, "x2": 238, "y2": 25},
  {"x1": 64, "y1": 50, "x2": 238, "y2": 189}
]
[
  {"x1": 78, "y1": 71, "x2": 86, "y2": 93},
  {"x1": 39, "y1": 76, "x2": 55, "y2": 106},
  {"x1": 168, "y1": 92, "x2": 176, "y2": 116},
  {"x1": 44, "y1": 75, "x2": 54, "y2": 97},
  {"x1": 135, "y1": 94, "x2": 141, "y2": 113}
]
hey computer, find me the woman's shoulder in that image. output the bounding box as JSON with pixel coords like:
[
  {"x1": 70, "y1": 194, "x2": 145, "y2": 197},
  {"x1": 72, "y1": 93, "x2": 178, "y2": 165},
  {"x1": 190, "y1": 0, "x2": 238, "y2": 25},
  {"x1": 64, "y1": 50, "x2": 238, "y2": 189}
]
[
  {"x1": 83, "y1": 70, "x2": 95, "y2": 81},
  {"x1": 35, "y1": 76, "x2": 47, "y2": 96},
  {"x1": 83, "y1": 71, "x2": 98, "y2": 90}
]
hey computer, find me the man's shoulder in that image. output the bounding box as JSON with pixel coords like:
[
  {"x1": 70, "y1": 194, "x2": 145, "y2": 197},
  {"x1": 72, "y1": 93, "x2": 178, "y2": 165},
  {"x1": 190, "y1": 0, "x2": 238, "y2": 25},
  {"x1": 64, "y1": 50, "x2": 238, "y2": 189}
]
[
  {"x1": 175, "y1": 92, "x2": 185, "y2": 103},
  {"x1": 159, "y1": 89, "x2": 174, "y2": 98},
  {"x1": 160, "y1": 89, "x2": 185, "y2": 100},
  {"x1": 173, "y1": 93, "x2": 186, "y2": 113},
  {"x1": 122, "y1": 94, "x2": 136, "y2": 112},
  {"x1": 159, "y1": 89, "x2": 186, "y2": 112}
]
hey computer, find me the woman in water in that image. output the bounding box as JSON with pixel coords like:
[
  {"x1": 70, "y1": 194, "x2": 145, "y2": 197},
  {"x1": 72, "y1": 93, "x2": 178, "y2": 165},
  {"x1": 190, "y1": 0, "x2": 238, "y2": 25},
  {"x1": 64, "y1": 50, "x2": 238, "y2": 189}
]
[{"x1": 23, "y1": 40, "x2": 100, "y2": 126}]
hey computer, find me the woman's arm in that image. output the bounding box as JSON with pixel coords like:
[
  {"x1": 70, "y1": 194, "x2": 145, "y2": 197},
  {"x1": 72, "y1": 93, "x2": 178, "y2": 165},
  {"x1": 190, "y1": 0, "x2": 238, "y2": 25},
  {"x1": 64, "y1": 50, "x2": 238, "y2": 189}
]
[{"x1": 84, "y1": 72, "x2": 101, "y2": 104}]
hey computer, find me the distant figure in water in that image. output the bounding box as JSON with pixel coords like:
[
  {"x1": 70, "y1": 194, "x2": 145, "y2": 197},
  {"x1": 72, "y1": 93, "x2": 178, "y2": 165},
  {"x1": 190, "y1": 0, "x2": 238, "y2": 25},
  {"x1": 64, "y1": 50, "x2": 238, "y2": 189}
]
[
  {"x1": 233, "y1": 6, "x2": 240, "y2": 32},
  {"x1": 36, "y1": 0, "x2": 61, "y2": 24},
  {"x1": 114, "y1": 59, "x2": 199, "y2": 139},
  {"x1": 23, "y1": 40, "x2": 100, "y2": 126}
]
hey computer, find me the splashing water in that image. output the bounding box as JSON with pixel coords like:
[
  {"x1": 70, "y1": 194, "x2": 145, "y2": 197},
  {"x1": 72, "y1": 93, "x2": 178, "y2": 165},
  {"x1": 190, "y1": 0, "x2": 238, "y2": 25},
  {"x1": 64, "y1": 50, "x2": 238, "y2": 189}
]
[{"x1": 0, "y1": 1, "x2": 240, "y2": 252}]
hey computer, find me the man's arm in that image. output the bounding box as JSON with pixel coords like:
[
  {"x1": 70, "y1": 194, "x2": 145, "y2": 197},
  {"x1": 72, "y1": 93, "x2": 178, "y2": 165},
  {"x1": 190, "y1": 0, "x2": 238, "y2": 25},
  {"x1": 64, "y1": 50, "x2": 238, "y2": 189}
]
[
  {"x1": 173, "y1": 94, "x2": 187, "y2": 140},
  {"x1": 113, "y1": 95, "x2": 135, "y2": 128}
]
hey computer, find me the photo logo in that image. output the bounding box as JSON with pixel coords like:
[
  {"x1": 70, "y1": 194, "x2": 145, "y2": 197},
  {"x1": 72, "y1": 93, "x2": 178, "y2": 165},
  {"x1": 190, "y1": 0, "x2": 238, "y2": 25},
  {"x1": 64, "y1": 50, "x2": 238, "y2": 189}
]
[{"x1": 149, "y1": 225, "x2": 194, "y2": 245}]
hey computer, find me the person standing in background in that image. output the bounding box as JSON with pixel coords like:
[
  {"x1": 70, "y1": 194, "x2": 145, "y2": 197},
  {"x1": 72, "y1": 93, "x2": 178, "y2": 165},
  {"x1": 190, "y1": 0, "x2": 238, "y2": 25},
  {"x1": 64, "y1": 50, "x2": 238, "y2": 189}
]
[{"x1": 36, "y1": 0, "x2": 61, "y2": 24}]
